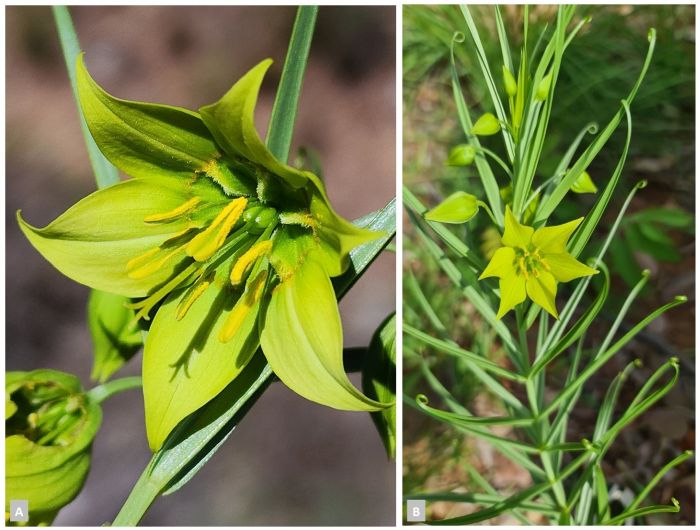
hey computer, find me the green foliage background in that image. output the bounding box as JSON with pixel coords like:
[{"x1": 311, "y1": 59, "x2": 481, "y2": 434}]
[{"x1": 403, "y1": 5, "x2": 694, "y2": 524}]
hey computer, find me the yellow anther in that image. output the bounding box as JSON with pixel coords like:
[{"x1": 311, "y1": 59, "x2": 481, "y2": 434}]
[
  {"x1": 176, "y1": 280, "x2": 211, "y2": 321},
  {"x1": 219, "y1": 270, "x2": 268, "y2": 343},
  {"x1": 517, "y1": 257, "x2": 529, "y2": 279},
  {"x1": 185, "y1": 198, "x2": 248, "y2": 262},
  {"x1": 279, "y1": 211, "x2": 315, "y2": 229},
  {"x1": 229, "y1": 240, "x2": 273, "y2": 286},
  {"x1": 144, "y1": 197, "x2": 201, "y2": 223},
  {"x1": 126, "y1": 246, "x2": 184, "y2": 279}
]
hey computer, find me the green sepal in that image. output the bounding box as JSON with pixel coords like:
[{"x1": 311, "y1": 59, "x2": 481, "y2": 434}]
[
  {"x1": 6, "y1": 370, "x2": 101, "y2": 516},
  {"x1": 425, "y1": 191, "x2": 479, "y2": 224},
  {"x1": 88, "y1": 290, "x2": 143, "y2": 383},
  {"x1": 362, "y1": 313, "x2": 396, "y2": 459},
  {"x1": 260, "y1": 257, "x2": 387, "y2": 411},
  {"x1": 142, "y1": 280, "x2": 260, "y2": 452},
  {"x1": 17, "y1": 177, "x2": 226, "y2": 298},
  {"x1": 76, "y1": 53, "x2": 220, "y2": 181}
]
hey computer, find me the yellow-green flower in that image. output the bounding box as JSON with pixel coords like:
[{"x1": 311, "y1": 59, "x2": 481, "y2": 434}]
[
  {"x1": 479, "y1": 206, "x2": 598, "y2": 319},
  {"x1": 18, "y1": 56, "x2": 388, "y2": 451}
]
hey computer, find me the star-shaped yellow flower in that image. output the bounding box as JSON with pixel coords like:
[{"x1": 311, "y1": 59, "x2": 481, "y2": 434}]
[{"x1": 479, "y1": 206, "x2": 598, "y2": 319}]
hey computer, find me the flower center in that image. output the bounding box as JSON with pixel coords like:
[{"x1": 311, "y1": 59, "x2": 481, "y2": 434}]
[
  {"x1": 513, "y1": 245, "x2": 549, "y2": 279},
  {"x1": 6, "y1": 382, "x2": 85, "y2": 447},
  {"x1": 125, "y1": 196, "x2": 281, "y2": 323}
]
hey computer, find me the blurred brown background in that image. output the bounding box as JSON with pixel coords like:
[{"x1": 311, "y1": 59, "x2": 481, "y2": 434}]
[{"x1": 6, "y1": 6, "x2": 395, "y2": 526}]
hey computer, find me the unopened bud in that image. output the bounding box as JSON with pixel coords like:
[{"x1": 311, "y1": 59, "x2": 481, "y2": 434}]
[
  {"x1": 471, "y1": 113, "x2": 501, "y2": 136},
  {"x1": 446, "y1": 144, "x2": 476, "y2": 167},
  {"x1": 502, "y1": 65, "x2": 517, "y2": 97},
  {"x1": 425, "y1": 191, "x2": 479, "y2": 224},
  {"x1": 536, "y1": 72, "x2": 553, "y2": 101}
]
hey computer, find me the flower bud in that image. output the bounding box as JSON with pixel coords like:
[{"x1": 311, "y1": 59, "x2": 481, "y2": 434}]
[
  {"x1": 6, "y1": 370, "x2": 101, "y2": 524},
  {"x1": 536, "y1": 72, "x2": 553, "y2": 101},
  {"x1": 571, "y1": 170, "x2": 598, "y2": 194},
  {"x1": 471, "y1": 113, "x2": 501, "y2": 136},
  {"x1": 446, "y1": 144, "x2": 476, "y2": 167},
  {"x1": 425, "y1": 191, "x2": 479, "y2": 224},
  {"x1": 502, "y1": 65, "x2": 517, "y2": 97}
]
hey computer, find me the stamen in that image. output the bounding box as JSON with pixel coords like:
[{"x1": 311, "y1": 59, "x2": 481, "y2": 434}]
[
  {"x1": 143, "y1": 197, "x2": 201, "y2": 223},
  {"x1": 229, "y1": 240, "x2": 273, "y2": 286},
  {"x1": 185, "y1": 197, "x2": 248, "y2": 262},
  {"x1": 517, "y1": 257, "x2": 529, "y2": 279},
  {"x1": 126, "y1": 246, "x2": 184, "y2": 280},
  {"x1": 176, "y1": 280, "x2": 211, "y2": 321},
  {"x1": 279, "y1": 212, "x2": 315, "y2": 229},
  {"x1": 127, "y1": 263, "x2": 199, "y2": 323},
  {"x1": 219, "y1": 270, "x2": 268, "y2": 343}
]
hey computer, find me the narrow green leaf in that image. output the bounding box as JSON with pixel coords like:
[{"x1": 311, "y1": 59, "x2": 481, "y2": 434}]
[
  {"x1": 459, "y1": 6, "x2": 515, "y2": 161},
  {"x1": 529, "y1": 262, "x2": 610, "y2": 377},
  {"x1": 494, "y1": 6, "x2": 513, "y2": 73},
  {"x1": 426, "y1": 451, "x2": 592, "y2": 524},
  {"x1": 266, "y1": 6, "x2": 317, "y2": 160},
  {"x1": 536, "y1": 30, "x2": 656, "y2": 224},
  {"x1": 603, "y1": 499, "x2": 680, "y2": 526},
  {"x1": 594, "y1": 465, "x2": 611, "y2": 522},
  {"x1": 52, "y1": 6, "x2": 119, "y2": 188},
  {"x1": 404, "y1": 324, "x2": 525, "y2": 383},
  {"x1": 411, "y1": 360, "x2": 542, "y2": 477},
  {"x1": 362, "y1": 313, "x2": 397, "y2": 459},
  {"x1": 405, "y1": 272, "x2": 525, "y2": 412},
  {"x1": 542, "y1": 297, "x2": 686, "y2": 417},
  {"x1": 406, "y1": 395, "x2": 538, "y2": 453},
  {"x1": 601, "y1": 358, "x2": 680, "y2": 451},
  {"x1": 449, "y1": 33, "x2": 503, "y2": 224},
  {"x1": 405, "y1": 492, "x2": 558, "y2": 516},
  {"x1": 623, "y1": 451, "x2": 693, "y2": 516}
]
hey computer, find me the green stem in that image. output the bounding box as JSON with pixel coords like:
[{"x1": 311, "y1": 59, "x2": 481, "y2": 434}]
[
  {"x1": 475, "y1": 146, "x2": 513, "y2": 179},
  {"x1": 112, "y1": 472, "x2": 162, "y2": 527},
  {"x1": 476, "y1": 200, "x2": 498, "y2": 226},
  {"x1": 86, "y1": 376, "x2": 142, "y2": 404}
]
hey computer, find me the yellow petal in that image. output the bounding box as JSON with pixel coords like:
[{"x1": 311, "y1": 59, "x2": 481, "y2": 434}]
[
  {"x1": 526, "y1": 271, "x2": 558, "y2": 318},
  {"x1": 544, "y1": 253, "x2": 598, "y2": 283},
  {"x1": 479, "y1": 247, "x2": 516, "y2": 280},
  {"x1": 502, "y1": 205, "x2": 534, "y2": 249},
  {"x1": 496, "y1": 273, "x2": 527, "y2": 319},
  {"x1": 532, "y1": 217, "x2": 583, "y2": 254}
]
